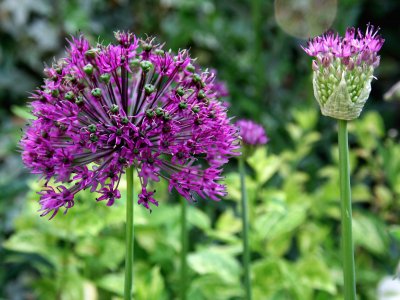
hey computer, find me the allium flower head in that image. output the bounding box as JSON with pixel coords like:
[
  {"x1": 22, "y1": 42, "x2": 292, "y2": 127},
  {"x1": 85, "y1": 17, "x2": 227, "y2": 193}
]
[
  {"x1": 302, "y1": 24, "x2": 384, "y2": 120},
  {"x1": 236, "y1": 119, "x2": 268, "y2": 146},
  {"x1": 21, "y1": 32, "x2": 240, "y2": 218}
]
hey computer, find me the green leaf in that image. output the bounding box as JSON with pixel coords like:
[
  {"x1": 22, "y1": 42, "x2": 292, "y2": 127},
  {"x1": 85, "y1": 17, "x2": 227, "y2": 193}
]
[
  {"x1": 353, "y1": 213, "x2": 389, "y2": 255},
  {"x1": 187, "y1": 206, "x2": 211, "y2": 231},
  {"x1": 136, "y1": 266, "x2": 167, "y2": 300},
  {"x1": 188, "y1": 249, "x2": 240, "y2": 283},
  {"x1": 247, "y1": 148, "x2": 281, "y2": 185},
  {"x1": 96, "y1": 273, "x2": 124, "y2": 296},
  {"x1": 254, "y1": 204, "x2": 307, "y2": 241},
  {"x1": 295, "y1": 255, "x2": 337, "y2": 294},
  {"x1": 215, "y1": 209, "x2": 241, "y2": 234},
  {"x1": 11, "y1": 105, "x2": 35, "y2": 120},
  {"x1": 3, "y1": 230, "x2": 47, "y2": 254}
]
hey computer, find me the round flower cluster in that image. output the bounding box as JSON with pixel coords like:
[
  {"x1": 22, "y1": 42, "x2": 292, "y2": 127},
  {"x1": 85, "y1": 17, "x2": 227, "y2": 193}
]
[
  {"x1": 21, "y1": 32, "x2": 240, "y2": 218},
  {"x1": 302, "y1": 24, "x2": 384, "y2": 120},
  {"x1": 236, "y1": 119, "x2": 268, "y2": 146}
]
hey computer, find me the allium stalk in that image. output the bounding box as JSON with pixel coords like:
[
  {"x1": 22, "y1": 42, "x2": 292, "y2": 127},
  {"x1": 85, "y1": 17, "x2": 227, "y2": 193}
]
[
  {"x1": 180, "y1": 196, "x2": 188, "y2": 300},
  {"x1": 124, "y1": 166, "x2": 134, "y2": 300},
  {"x1": 21, "y1": 32, "x2": 240, "y2": 299},
  {"x1": 338, "y1": 119, "x2": 356, "y2": 299},
  {"x1": 236, "y1": 119, "x2": 268, "y2": 300},
  {"x1": 302, "y1": 24, "x2": 384, "y2": 300}
]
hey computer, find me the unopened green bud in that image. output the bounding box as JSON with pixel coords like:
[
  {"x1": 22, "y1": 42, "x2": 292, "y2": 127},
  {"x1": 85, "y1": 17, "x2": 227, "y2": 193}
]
[
  {"x1": 90, "y1": 134, "x2": 98, "y2": 142},
  {"x1": 186, "y1": 64, "x2": 195, "y2": 73},
  {"x1": 192, "y1": 106, "x2": 200, "y2": 113},
  {"x1": 100, "y1": 73, "x2": 111, "y2": 84},
  {"x1": 65, "y1": 91, "x2": 75, "y2": 101},
  {"x1": 179, "y1": 101, "x2": 187, "y2": 109},
  {"x1": 145, "y1": 84, "x2": 155, "y2": 95},
  {"x1": 155, "y1": 49, "x2": 164, "y2": 56},
  {"x1": 130, "y1": 58, "x2": 140, "y2": 69},
  {"x1": 91, "y1": 88, "x2": 102, "y2": 98},
  {"x1": 110, "y1": 104, "x2": 119, "y2": 113},
  {"x1": 146, "y1": 109, "x2": 155, "y2": 118},
  {"x1": 312, "y1": 69, "x2": 372, "y2": 120},
  {"x1": 121, "y1": 117, "x2": 129, "y2": 124},
  {"x1": 88, "y1": 124, "x2": 97, "y2": 133},
  {"x1": 83, "y1": 64, "x2": 94, "y2": 76},
  {"x1": 51, "y1": 89, "x2": 59, "y2": 97},
  {"x1": 192, "y1": 74, "x2": 202, "y2": 85},
  {"x1": 176, "y1": 87, "x2": 185, "y2": 96},
  {"x1": 197, "y1": 90, "x2": 206, "y2": 99},
  {"x1": 140, "y1": 60, "x2": 153, "y2": 73},
  {"x1": 75, "y1": 96, "x2": 84, "y2": 106},
  {"x1": 163, "y1": 113, "x2": 172, "y2": 121},
  {"x1": 142, "y1": 43, "x2": 152, "y2": 51},
  {"x1": 155, "y1": 108, "x2": 164, "y2": 117},
  {"x1": 85, "y1": 48, "x2": 99, "y2": 58}
]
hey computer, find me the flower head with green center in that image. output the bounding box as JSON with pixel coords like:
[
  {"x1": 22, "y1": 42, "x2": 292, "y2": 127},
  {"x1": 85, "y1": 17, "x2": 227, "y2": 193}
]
[
  {"x1": 21, "y1": 32, "x2": 240, "y2": 218},
  {"x1": 302, "y1": 24, "x2": 384, "y2": 120}
]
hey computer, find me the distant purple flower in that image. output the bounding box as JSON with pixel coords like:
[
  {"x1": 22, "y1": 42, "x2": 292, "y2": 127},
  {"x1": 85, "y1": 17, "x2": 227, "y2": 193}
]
[
  {"x1": 21, "y1": 32, "x2": 240, "y2": 218},
  {"x1": 301, "y1": 24, "x2": 384, "y2": 120},
  {"x1": 236, "y1": 120, "x2": 268, "y2": 146}
]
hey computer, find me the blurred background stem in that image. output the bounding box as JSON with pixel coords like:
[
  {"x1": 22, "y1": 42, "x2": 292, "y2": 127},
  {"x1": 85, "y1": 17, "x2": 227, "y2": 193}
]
[
  {"x1": 124, "y1": 166, "x2": 135, "y2": 300},
  {"x1": 180, "y1": 197, "x2": 188, "y2": 300},
  {"x1": 338, "y1": 120, "x2": 356, "y2": 300},
  {"x1": 239, "y1": 157, "x2": 252, "y2": 300},
  {"x1": 251, "y1": 0, "x2": 264, "y2": 101}
]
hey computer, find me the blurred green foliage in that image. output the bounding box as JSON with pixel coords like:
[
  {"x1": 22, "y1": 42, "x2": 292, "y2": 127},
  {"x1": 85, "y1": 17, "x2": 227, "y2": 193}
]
[
  {"x1": 3, "y1": 110, "x2": 400, "y2": 299},
  {"x1": 1, "y1": 0, "x2": 400, "y2": 299}
]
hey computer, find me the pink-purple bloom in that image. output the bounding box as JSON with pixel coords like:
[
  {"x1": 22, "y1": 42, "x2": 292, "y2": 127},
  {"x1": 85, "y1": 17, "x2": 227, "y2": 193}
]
[
  {"x1": 301, "y1": 24, "x2": 384, "y2": 120},
  {"x1": 302, "y1": 24, "x2": 384, "y2": 68},
  {"x1": 236, "y1": 120, "x2": 268, "y2": 146},
  {"x1": 21, "y1": 32, "x2": 239, "y2": 218}
]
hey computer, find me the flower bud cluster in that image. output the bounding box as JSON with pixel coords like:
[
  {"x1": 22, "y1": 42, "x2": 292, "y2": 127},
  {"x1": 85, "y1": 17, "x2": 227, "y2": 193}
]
[{"x1": 302, "y1": 24, "x2": 384, "y2": 120}]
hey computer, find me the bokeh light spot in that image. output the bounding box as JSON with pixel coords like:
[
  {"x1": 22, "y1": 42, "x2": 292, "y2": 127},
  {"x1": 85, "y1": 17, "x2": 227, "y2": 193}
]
[{"x1": 275, "y1": 0, "x2": 337, "y2": 39}]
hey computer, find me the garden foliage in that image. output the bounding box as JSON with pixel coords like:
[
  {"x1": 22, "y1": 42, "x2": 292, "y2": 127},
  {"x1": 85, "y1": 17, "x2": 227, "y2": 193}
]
[{"x1": 1, "y1": 0, "x2": 399, "y2": 299}]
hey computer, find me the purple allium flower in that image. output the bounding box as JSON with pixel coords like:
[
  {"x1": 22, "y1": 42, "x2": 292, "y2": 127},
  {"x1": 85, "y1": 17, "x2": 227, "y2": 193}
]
[
  {"x1": 21, "y1": 32, "x2": 240, "y2": 218},
  {"x1": 236, "y1": 119, "x2": 268, "y2": 146},
  {"x1": 302, "y1": 24, "x2": 384, "y2": 120}
]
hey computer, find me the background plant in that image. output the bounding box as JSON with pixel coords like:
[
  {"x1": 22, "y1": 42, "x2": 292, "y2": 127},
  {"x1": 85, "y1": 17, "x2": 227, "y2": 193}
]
[{"x1": 1, "y1": 0, "x2": 400, "y2": 299}]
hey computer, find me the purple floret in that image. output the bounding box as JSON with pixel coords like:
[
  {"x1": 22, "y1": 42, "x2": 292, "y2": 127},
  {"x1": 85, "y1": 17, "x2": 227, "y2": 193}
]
[
  {"x1": 236, "y1": 120, "x2": 268, "y2": 146},
  {"x1": 21, "y1": 32, "x2": 240, "y2": 218},
  {"x1": 301, "y1": 24, "x2": 384, "y2": 70}
]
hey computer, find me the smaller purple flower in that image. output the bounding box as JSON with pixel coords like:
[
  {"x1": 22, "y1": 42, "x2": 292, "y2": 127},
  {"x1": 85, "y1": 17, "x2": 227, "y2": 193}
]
[
  {"x1": 138, "y1": 187, "x2": 158, "y2": 211},
  {"x1": 236, "y1": 119, "x2": 268, "y2": 146}
]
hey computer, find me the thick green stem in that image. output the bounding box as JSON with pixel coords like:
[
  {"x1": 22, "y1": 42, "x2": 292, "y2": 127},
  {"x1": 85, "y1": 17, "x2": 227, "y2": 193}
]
[
  {"x1": 124, "y1": 166, "x2": 135, "y2": 300},
  {"x1": 180, "y1": 197, "x2": 188, "y2": 300},
  {"x1": 239, "y1": 157, "x2": 252, "y2": 300},
  {"x1": 338, "y1": 120, "x2": 356, "y2": 300}
]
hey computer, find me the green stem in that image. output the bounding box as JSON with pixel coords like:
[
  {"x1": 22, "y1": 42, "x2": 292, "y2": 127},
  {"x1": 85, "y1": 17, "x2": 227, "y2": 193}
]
[
  {"x1": 338, "y1": 120, "x2": 356, "y2": 300},
  {"x1": 239, "y1": 157, "x2": 252, "y2": 300},
  {"x1": 251, "y1": 0, "x2": 263, "y2": 101},
  {"x1": 124, "y1": 166, "x2": 135, "y2": 300},
  {"x1": 180, "y1": 197, "x2": 188, "y2": 300}
]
